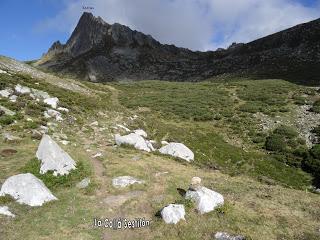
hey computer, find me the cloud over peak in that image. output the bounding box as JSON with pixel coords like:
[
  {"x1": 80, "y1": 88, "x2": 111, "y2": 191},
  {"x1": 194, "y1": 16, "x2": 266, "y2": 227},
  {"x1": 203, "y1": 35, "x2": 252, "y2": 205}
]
[{"x1": 37, "y1": 0, "x2": 320, "y2": 51}]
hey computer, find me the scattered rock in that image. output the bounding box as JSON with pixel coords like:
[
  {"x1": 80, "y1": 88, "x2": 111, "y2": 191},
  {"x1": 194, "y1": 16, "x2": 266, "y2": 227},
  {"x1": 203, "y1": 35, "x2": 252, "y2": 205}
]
[
  {"x1": 3, "y1": 133, "x2": 21, "y2": 143},
  {"x1": 36, "y1": 134, "x2": 77, "y2": 176},
  {"x1": 112, "y1": 176, "x2": 144, "y2": 188},
  {"x1": 134, "y1": 129, "x2": 148, "y2": 138},
  {"x1": 15, "y1": 84, "x2": 31, "y2": 94},
  {"x1": 0, "y1": 105, "x2": 15, "y2": 116},
  {"x1": 92, "y1": 152, "x2": 103, "y2": 158},
  {"x1": 9, "y1": 95, "x2": 17, "y2": 102},
  {"x1": 0, "y1": 206, "x2": 15, "y2": 217},
  {"x1": 159, "y1": 142, "x2": 194, "y2": 162},
  {"x1": 115, "y1": 133, "x2": 154, "y2": 152},
  {"x1": 31, "y1": 129, "x2": 43, "y2": 140},
  {"x1": 31, "y1": 88, "x2": 50, "y2": 99},
  {"x1": 60, "y1": 140, "x2": 69, "y2": 145},
  {"x1": 116, "y1": 124, "x2": 130, "y2": 132},
  {"x1": 76, "y1": 178, "x2": 90, "y2": 189},
  {"x1": 57, "y1": 107, "x2": 69, "y2": 112},
  {"x1": 185, "y1": 186, "x2": 224, "y2": 214},
  {"x1": 214, "y1": 232, "x2": 246, "y2": 240},
  {"x1": 44, "y1": 97, "x2": 59, "y2": 109},
  {"x1": 90, "y1": 121, "x2": 99, "y2": 126},
  {"x1": 0, "y1": 88, "x2": 13, "y2": 98},
  {"x1": 44, "y1": 109, "x2": 63, "y2": 122},
  {"x1": 161, "y1": 204, "x2": 185, "y2": 224},
  {"x1": 0, "y1": 173, "x2": 57, "y2": 206},
  {"x1": 189, "y1": 177, "x2": 202, "y2": 190}
]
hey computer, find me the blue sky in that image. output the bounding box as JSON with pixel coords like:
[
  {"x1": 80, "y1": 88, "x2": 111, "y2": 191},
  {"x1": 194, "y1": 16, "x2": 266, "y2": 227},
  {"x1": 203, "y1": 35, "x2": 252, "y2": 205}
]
[{"x1": 0, "y1": 0, "x2": 319, "y2": 61}]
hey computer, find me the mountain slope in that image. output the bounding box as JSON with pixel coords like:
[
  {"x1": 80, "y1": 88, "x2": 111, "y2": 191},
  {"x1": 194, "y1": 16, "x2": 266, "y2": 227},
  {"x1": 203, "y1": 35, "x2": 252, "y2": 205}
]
[{"x1": 37, "y1": 12, "x2": 320, "y2": 84}]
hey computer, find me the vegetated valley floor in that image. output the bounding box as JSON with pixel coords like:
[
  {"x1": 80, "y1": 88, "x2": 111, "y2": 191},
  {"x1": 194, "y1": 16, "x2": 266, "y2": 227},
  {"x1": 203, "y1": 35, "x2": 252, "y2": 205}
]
[{"x1": 0, "y1": 57, "x2": 320, "y2": 240}]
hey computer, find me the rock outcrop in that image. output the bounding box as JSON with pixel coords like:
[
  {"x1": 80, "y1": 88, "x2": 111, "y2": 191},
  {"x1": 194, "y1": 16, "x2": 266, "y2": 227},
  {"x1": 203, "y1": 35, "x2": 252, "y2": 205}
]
[
  {"x1": 0, "y1": 173, "x2": 57, "y2": 206},
  {"x1": 36, "y1": 134, "x2": 77, "y2": 176},
  {"x1": 37, "y1": 12, "x2": 320, "y2": 85}
]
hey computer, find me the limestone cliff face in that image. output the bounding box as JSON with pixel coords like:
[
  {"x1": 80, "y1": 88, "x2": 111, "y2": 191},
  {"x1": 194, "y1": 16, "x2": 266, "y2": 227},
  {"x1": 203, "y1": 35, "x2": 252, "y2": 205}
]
[{"x1": 38, "y1": 12, "x2": 320, "y2": 84}]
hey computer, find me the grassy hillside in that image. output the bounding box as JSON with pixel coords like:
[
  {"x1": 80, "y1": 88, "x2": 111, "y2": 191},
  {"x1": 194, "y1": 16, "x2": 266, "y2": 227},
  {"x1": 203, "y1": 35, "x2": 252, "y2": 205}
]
[{"x1": 0, "y1": 64, "x2": 319, "y2": 240}]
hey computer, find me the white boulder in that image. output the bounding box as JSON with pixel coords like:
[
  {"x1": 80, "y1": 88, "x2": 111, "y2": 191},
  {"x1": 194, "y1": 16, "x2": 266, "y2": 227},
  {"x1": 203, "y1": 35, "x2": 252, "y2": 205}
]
[
  {"x1": 115, "y1": 133, "x2": 153, "y2": 152},
  {"x1": 15, "y1": 84, "x2": 31, "y2": 94},
  {"x1": 161, "y1": 204, "x2": 185, "y2": 224},
  {"x1": 0, "y1": 88, "x2": 13, "y2": 98},
  {"x1": 44, "y1": 97, "x2": 59, "y2": 109},
  {"x1": 134, "y1": 129, "x2": 148, "y2": 138},
  {"x1": 185, "y1": 186, "x2": 224, "y2": 214},
  {"x1": 0, "y1": 69, "x2": 8, "y2": 74},
  {"x1": 0, "y1": 173, "x2": 57, "y2": 206},
  {"x1": 36, "y1": 134, "x2": 77, "y2": 176},
  {"x1": 112, "y1": 176, "x2": 144, "y2": 188},
  {"x1": 0, "y1": 206, "x2": 15, "y2": 217},
  {"x1": 159, "y1": 143, "x2": 194, "y2": 162}
]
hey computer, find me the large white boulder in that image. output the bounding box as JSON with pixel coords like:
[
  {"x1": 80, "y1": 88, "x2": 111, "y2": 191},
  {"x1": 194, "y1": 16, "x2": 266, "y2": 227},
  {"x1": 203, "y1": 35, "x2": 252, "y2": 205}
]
[
  {"x1": 44, "y1": 97, "x2": 59, "y2": 109},
  {"x1": 0, "y1": 206, "x2": 15, "y2": 217},
  {"x1": 112, "y1": 176, "x2": 144, "y2": 188},
  {"x1": 159, "y1": 142, "x2": 194, "y2": 162},
  {"x1": 15, "y1": 84, "x2": 31, "y2": 94},
  {"x1": 36, "y1": 134, "x2": 77, "y2": 176},
  {"x1": 134, "y1": 129, "x2": 148, "y2": 138},
  {"x1": 161, "y1": 204, "x2": 185, "y2": 224},
  {"x1": 0, "y1": 173, "x2": 57, "y2": 206},
  {"x1": 185, "y1": 186, "x2": 224, "y2": 214},
  {"x1": 115, "y1": 133, "x2": 154, "y2": 152}
]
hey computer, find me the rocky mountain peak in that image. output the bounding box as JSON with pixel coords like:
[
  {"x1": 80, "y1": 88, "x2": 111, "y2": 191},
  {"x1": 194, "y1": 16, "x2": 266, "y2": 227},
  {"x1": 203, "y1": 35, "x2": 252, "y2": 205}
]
[{"x1": 38, "y1": 13, "x2": 320, "y2": 84}]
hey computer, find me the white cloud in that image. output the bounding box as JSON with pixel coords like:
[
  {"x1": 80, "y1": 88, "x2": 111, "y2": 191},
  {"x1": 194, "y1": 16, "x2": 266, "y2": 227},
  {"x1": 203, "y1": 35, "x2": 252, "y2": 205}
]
[{"x1": 36, "y1": 0, "x2": 320, "y2": 51}]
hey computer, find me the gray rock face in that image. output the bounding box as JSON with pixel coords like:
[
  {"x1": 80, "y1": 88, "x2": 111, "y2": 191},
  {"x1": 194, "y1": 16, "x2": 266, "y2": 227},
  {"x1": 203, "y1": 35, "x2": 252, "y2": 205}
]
[
  {"x1": 38, "y1": 12, "x2": 320, "y2": 85},
  {"x1": 214, "y1": 232, "x2": 246, "y2": 240},
  {"x1": 0, "y1": 173, "x2": 57, "y2": 206},
  {"x1": 112, "y1": 176, "x2": 144, "y2": 188},
  {"x1": 161, "y1": 204, "x2": 185, "y2": 224},
  {"x1": 36, "y1": 134, "x2": 77, "y2": 176}
]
